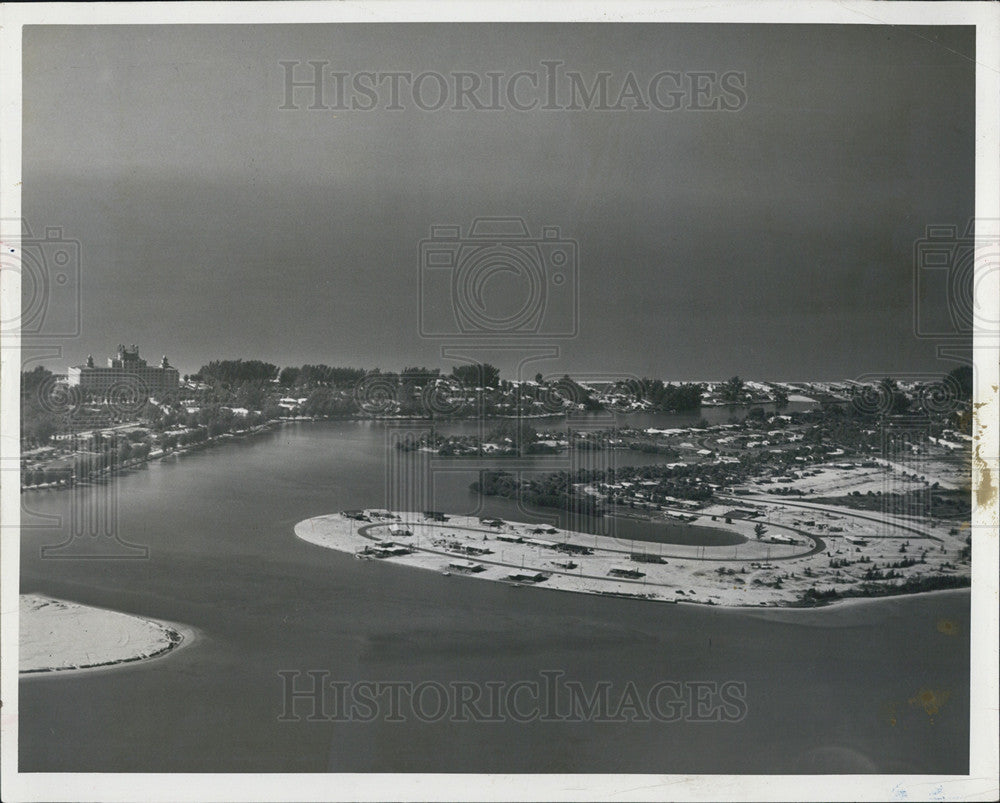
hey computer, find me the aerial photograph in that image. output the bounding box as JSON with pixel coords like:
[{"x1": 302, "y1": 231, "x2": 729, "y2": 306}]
[{"x1": 2, "y1": 8, "x2": 997, "y2": 802}]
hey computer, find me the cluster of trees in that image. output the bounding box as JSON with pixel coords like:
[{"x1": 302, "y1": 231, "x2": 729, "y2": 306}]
[
  {"x1": 471, "y1": 469, "x2": 602, "y2": 516},
  {"x1": 949, "y1": 365, "x2": 974, "y2": 399},
  {"x1": 299, "y1": 388, "x2": 357, "y2": 418},
  {"x1": 282, "y1": 363, "x2": 601, "y2": 418},
  {"x1": 800, "y1": 587, "x2": 841, "y2": 604},
  {"x1": 612, "y1": 378, "x2": 704, "y2": 412},
  {"x1": 141, "y1": 401, "x2": 273, "y2": 437},
  {"x1": 21, "y1": 366, "x2": 62, "y2": 445},
  {"x1": 52, "y1": 402, "x2": 278, "y2": 485},
  {"x1": 803, "y1": 569, "x2": 970, "y2": 605},
  {"x1": 610, "y1": 480, "x2": 714, "y2": 504},
  {"x1": 70, "y1": 437, "x2": 153, "y2": 482},
  {"x1": 607, "y1": 461, "x2": 741, "y2": 496},
  {"x1": 279, "y1": 363, "x2": 493, "y2": 393},
  {"x1": 278, "y1": 365, "x2": 367, "y2": 388},
  {"x1": 862, "y1": 566, "x2": 905, "y2": 581},
  {"x1": 26, "y1": 429, "x2": 158, "y2": 486},
  {"x1": 571, "y1": 433, "x2": 679, "y2": 456},
  {"x1": 395, "y1": 421, "x2": 563, "y2": 457},
  {"x1": 848, "y1": 573, "x2": 970, "y2": 598},
  {"x1": 847, "y1": 368, "x2": 974, "y2": 421},
  {"x1": 715, "y1": 376, "x2": 787, "y2": 408},
  {"x1": 484, "y1": 419, "x2": 563, "y2": 453},
  {"x1": 790, "y1": 377, "x2": 973, "y2": 452},
  {"x1": 719, "y1": 376, "x2": 747, "y2": 403},
  {"x1": 811, "y1": 488, "x2": 970, "y2": 520},
  {"x1": 286, "y1": 366, "x2": 612, "y2": 418},
  {"x1": 159, "y1": 428, "x2": 209, "y2": 449},
  {"x1": 21, "y1": 466, "x2": 73, "y2": 487},
  {"x1": 22, "y1": 365, "x2": 52, "y2": 400},
  {"x1": 195, "y1": 360, "x2": 279, "y2": 385},
  {"x1": 452, "y1": 363, "x2": 500, "y2": 388},
  {"x1": 500, "y1": 460, "x2": 711, "y2": 508},
  {"x1": 850, "y1": 378, "x2": 912, "y2": 416}
]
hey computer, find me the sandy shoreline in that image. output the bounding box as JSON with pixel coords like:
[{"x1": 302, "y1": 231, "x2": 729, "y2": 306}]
[
  {"x1": 432, "y1": 565, "x2": 972, "y2": 614},
  {"x1": 19, "y1": 594, "x2": 195, "y2": 677},
  {"x1": 295, "y1": 509, "x2": 970, "y2": 609}
]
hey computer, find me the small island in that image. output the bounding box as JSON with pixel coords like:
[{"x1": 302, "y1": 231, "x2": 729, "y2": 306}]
[{"x1": 19, "y1": 594, "x2": 191, "y2": 675}]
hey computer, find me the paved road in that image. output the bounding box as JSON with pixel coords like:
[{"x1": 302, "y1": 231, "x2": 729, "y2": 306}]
[
  {"x1": 356, "y1": 517, "x2": 821, "y2": 567},
  {"x1": 721, "y1": 495, "x2": 942, "y2": 542}
]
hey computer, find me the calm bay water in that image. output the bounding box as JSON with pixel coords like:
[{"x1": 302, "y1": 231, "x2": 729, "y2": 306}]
[{"x1": 19, "y1": 414, "x2": 969, "y2": 773}]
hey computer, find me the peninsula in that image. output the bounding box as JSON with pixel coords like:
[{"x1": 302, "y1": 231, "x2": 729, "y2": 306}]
[{"x1": 295, "y1": 495, "x2": 970, "y2": 608}]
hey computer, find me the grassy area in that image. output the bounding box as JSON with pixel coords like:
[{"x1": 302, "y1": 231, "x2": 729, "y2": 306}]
[{"x1": 810, "y1": 489, "x2": 970, "y2": 520}]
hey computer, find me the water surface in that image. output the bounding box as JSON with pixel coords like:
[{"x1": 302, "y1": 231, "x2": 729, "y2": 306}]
[{"x1": 19, "y1": 417, "x2": 970, "y2": 773}]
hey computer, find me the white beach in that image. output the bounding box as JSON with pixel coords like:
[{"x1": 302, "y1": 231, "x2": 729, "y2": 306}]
[
  {"x1": 295, "y1": 506, "x2": 969, "y2": 609},
  {"x1": 19, "y1": 594, "x2": 191, "y2": 675}
]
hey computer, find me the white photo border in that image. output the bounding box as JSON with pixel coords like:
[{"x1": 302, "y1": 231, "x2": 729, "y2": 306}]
[{"x1": 1, "y1": 2, "x2": 997, "y2": 801}]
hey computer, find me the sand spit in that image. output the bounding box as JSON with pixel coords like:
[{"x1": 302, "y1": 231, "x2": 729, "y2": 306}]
[
  {"x1": 295, "y1": 508, "x2": 968, "y2": 608},
  {"x1": 19, "y1": 594, "x2": 191, "y2": 676}
]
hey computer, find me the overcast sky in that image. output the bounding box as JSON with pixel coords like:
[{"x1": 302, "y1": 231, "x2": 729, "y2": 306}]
[{"x1": 23, "y1": 23, "x2": 975, "y2": 381}]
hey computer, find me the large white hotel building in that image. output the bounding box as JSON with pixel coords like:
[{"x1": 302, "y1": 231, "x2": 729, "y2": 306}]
[{"x1": 67, "y1": 344, "x2": 179, "y2": 396}]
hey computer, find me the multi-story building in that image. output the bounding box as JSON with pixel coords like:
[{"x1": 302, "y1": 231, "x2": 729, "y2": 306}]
[{"x1": 67, "y1": 344, "x2": 179, "y2": 396}]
